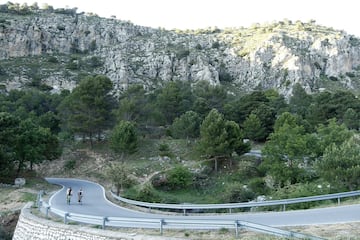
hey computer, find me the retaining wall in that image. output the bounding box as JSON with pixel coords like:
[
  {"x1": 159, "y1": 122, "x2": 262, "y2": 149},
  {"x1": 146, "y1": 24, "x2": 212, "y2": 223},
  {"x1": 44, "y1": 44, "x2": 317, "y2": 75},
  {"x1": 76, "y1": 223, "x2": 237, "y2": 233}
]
[{"x1": 12, "y1": 203, "x2": 182, "y2": 240}]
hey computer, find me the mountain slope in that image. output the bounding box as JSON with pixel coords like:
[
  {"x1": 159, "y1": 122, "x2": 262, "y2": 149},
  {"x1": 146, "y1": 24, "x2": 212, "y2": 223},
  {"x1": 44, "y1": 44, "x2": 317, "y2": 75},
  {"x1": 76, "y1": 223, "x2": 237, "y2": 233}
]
[{"x1": 1, "y1": 6, "x2": 360, "y2": 97}]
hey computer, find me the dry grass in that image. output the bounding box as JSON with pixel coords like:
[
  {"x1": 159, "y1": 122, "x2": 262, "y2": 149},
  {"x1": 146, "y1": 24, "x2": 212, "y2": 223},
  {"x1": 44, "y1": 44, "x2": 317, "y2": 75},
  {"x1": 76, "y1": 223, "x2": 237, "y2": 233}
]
[{"x1": 0, "y1": 187, "x2": 37, "y2": 212}]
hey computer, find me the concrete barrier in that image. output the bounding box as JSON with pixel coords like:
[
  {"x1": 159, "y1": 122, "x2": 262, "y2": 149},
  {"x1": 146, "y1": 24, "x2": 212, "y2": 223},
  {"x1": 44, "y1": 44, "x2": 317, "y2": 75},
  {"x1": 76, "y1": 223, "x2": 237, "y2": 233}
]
[{"x1": 12, "y1": 202, "x2": 183, "y2": 240}]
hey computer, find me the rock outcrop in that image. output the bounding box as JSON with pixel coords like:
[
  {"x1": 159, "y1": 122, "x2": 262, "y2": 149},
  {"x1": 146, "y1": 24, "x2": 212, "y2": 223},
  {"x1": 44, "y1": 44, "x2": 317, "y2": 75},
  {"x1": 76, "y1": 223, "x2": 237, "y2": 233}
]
[{"x1": 1, "y1": 8, "x2": 360, "y2": 97}]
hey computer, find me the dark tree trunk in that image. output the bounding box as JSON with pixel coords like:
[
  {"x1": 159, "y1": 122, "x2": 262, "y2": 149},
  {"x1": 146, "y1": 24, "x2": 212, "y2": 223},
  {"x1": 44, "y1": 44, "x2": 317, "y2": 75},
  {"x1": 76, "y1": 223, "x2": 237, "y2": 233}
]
[{"x1": 89, "y1": 132, "x2": 93, "y2": 148}]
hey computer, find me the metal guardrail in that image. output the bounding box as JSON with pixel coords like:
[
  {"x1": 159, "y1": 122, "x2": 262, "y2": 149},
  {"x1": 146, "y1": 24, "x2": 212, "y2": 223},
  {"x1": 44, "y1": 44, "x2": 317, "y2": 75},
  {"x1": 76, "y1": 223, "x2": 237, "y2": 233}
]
[
  {"x1": 110, "y1": 190, "x2": 360, "y2": 213},
  {"x1": 36, "y1": 194, "x2": 324, "y2": 239}
]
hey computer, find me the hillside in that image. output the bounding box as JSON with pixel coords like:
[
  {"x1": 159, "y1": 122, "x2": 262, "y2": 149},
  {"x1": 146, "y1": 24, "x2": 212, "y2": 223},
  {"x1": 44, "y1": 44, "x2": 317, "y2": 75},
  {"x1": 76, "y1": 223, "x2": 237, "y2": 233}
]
[
  {"x1": 2, "y1": 140, "x2": 360, "y2": 240},
  {"x1": 1, "y1": 3, "x2": 360, "y2": 98},
  {"x1": 2, "y1": 3, "x2": 360, "y2": 240}
]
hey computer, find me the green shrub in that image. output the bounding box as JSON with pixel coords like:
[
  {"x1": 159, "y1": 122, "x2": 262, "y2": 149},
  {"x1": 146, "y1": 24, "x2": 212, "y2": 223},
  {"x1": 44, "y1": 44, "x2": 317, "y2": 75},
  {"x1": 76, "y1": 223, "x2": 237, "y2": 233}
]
[
  {"x1": 248, "y1": 177, "x2": 269, "y2": 195},
  {"x1": 212, "y1": 41, "x2": 220, "y2": 48},
  {"x1": 270, "y1": 182, "x2": 331, "y2": 210},
  {"x1": 195, "y1": 43, "x2": 202, "y2": 50},
  {"x1": 158, "y1": 143, "x2": 171, "y2": 156},
  {"x1": 136, "y1": 183, "x2": 161, "y2": 202},
  {"x1": 237, "y1": 163, "x2": 262, "y2": 181},
  {"x1": 170, "y1": 111, "x2": 201, "y2": 139},
  {"x1": 166, "y1": 165, "x2": 193, "y2": 190},
  {"x1": 88, "y1": 56, "x2": 103, "y2": 68},
  {"x1": 218, "y1": 65, "x2": 232, "y2": 82},
  {"x1": 64, "y1": 159, "x2": 76, "y2": 170},
  {"x1": 329, "y1": 76, "x2": 338, "y2": 81},
  {"x1": 222, "y1": 182, "x2": 255, "y2": 203},
  {"x1": 176, "y1": 49, "x2": 190, "y2": 59},
  {"x1": 57, "y1": 25, "x2": 65, "y2": 31},
  {"x1": 89, "y1": 40, "x2": 96, "y2": 51},
  {"x1": 39, "y1": 84, "x2": 53, "y2": 91},
  {"x1": 346, "y1": 72, "x2": 355, "y2": 78},
  {"x1": 66, "y1": 61, "x2": 79, "y2": 70},
  {"x1": 48, "y1": 56, "x2": 58, "y2": 63}
]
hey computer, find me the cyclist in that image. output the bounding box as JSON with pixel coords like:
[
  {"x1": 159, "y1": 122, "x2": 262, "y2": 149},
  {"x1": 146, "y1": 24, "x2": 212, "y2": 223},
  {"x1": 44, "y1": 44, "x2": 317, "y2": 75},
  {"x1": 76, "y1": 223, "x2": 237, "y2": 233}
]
[
  {"x1": 66, "y1": 187, "x2": 72, "y2": 205},
  {"x1": 77, "y1": 188, "x2": 83, "y2": 204}
]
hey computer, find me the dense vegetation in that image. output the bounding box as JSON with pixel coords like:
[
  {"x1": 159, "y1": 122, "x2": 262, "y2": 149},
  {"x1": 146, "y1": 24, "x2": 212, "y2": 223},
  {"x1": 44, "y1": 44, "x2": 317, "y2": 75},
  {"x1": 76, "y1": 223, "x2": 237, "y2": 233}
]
[
  {"x1": 1, "y1": 72, "x2": 360, "y2": 206},
  {"x1": 0, "y1": 1, "x2": 360, "y2": 207}
]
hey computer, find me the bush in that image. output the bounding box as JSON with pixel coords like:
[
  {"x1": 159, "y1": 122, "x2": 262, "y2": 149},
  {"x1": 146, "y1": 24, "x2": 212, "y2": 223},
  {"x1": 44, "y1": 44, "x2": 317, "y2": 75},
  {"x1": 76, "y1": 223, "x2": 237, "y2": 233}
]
[
  {"x1": 166, "y1": 166, "x2": 193, "y2": 190},
  {"x1": 218, "y1": 65, "x2": 232, "y2": 82},
  {"x1": 237, "y1": 163, "x2": 262, "y2": 181},
  {"x1": 66, "y1": 60, "x2": 79, "y2": 70},
  {"x1": 195, "y1": 43, "x2": 202, "y2": 50},
  {"x1": 212, "y1": 41, "x2": 220, "y2": 49},
  {"x1": 346, "y1": 72, "x2": 355, "y2": 78},
  {"x1": 39, "y1": 84, "x2": 53, "y2": 92},
  {"x1": 158, "y1": 143, "x2": 171, "y2": 157},
  {"x1": 248, "y1": 177, "x2": 269, "y2": 195},
  {"x1": 57, "y1": 25, "x2": 65, "y2": 31},
  {"x1": 170, "y1": 111, "x2": 201, "y2": 139},
  {"x1": 222, "y1": 182, "x2": 256, "y2": 203},
  {"x1": 270, "y1": 182, "x2": 331, "y2": 210},
  {"x1": 135, "y1": 183, "x2": 161, "y2": 203},
  {"x1": 89, "y1": 40, "x2": 96, "y2": 51},
  {"x1": 64, "y1": 159, "x2": 76, "y2": 170},
  {"x1": 176, "y1": 49, "x2": 190, "y2": 59},
  {"x1": 88, "y1": 56, "x2": 103, "y2": 68},
  {"x1": 48, "y1": 56, "x2": 58, "y2": 63}
]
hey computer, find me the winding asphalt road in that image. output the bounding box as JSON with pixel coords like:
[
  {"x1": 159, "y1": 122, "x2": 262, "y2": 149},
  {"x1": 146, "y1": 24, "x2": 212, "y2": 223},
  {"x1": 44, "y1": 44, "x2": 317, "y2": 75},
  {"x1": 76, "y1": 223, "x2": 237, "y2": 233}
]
[{"x1": 46, "y1": 178, "x2": 360, "y2": 227}]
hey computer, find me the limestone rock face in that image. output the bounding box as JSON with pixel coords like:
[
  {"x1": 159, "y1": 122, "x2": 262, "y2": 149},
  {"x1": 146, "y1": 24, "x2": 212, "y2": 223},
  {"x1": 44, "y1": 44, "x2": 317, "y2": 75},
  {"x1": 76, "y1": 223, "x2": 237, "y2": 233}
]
[{"x1": 1, "y1": 11, "x2": 360, "y2": 97}]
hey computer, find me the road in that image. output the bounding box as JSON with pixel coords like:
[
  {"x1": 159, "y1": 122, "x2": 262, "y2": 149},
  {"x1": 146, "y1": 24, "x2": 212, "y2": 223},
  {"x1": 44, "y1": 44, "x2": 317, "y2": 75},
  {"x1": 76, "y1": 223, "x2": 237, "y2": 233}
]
[{"x1": 46, "y1": 177, "x2": 360, "y2": 227}]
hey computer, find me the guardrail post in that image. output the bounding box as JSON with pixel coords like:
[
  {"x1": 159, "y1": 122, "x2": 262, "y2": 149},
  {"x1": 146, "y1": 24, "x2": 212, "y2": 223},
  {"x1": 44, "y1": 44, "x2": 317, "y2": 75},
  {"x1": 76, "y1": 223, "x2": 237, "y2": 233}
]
[
  {"x1": 183, "y1": 209, "x2": 186, "y2": 216},
  {"x1": 102, "y1": 217, "x2": 108, "y2": 229},
  {"x1": 64, "y1": 213, "x2": 69, "y2": 224},
  {"x1": 36, "y1": 191, "x2": 43, "y2": 207},
  {"x1": 338, "y1": 197, "x2": 341, "y2": 205},
  {"x1": 282, "y1": 204, "x2": 286, "y2": 211},
  {"x1": 234, "y1": 220, "x2": 239, "y2": 237},
  {"x1": 45, "y1": 206, "x2": 50, "y2": 218},
  {"x1": 229, "y1": 208, "x2": 232, "y2": 214},
  {"x1": 159, "y1": 219, "x2": 164, "y2": 235}
]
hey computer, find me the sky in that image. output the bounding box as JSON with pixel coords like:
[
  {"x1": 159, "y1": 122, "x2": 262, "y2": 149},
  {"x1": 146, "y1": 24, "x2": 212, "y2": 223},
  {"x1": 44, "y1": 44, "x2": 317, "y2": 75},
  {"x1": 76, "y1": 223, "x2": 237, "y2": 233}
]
[{"x1": 2, "y1": 0, "x2": 360, "y2": 37}]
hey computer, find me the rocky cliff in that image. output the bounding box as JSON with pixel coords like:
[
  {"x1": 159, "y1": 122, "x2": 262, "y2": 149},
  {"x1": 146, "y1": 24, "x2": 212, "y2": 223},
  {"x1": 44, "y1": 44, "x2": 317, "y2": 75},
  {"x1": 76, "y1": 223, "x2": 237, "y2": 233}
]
[{"x1": 1, "y1": 7, "x2": 360, "y2": 98}]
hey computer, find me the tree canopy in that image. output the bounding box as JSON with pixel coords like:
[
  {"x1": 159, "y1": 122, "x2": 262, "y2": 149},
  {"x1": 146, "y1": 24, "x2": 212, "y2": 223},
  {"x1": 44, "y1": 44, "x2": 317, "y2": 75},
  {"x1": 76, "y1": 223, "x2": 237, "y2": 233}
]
[
  {"x1": 316, "y1": 136, "x2": 360, "y2": 191},
  {"x1": 0, "y1": 111, "x2": 61, "y2": 179},
  {"x1": 110, "y1": 120, "x2": 138, "y2": 158},
  {"x1": 261, "y1": 112, "x2": 311, "y2": 187},
  {"x1": 170, "y1": 111, "x2": 202, "y2": 139},
  {"x1": 58, "y1": 75, "x2": 114, "y2": 145},
  {"x1": 198, "y1": 109, "x2": 249, "y2": 171}
]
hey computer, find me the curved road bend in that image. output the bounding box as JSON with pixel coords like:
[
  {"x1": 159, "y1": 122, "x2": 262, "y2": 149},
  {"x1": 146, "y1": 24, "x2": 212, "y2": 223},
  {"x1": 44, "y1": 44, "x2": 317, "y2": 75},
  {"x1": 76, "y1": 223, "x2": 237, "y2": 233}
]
[{"x1": 46, "y1": 178, "x2": 360, "y2": 227}]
